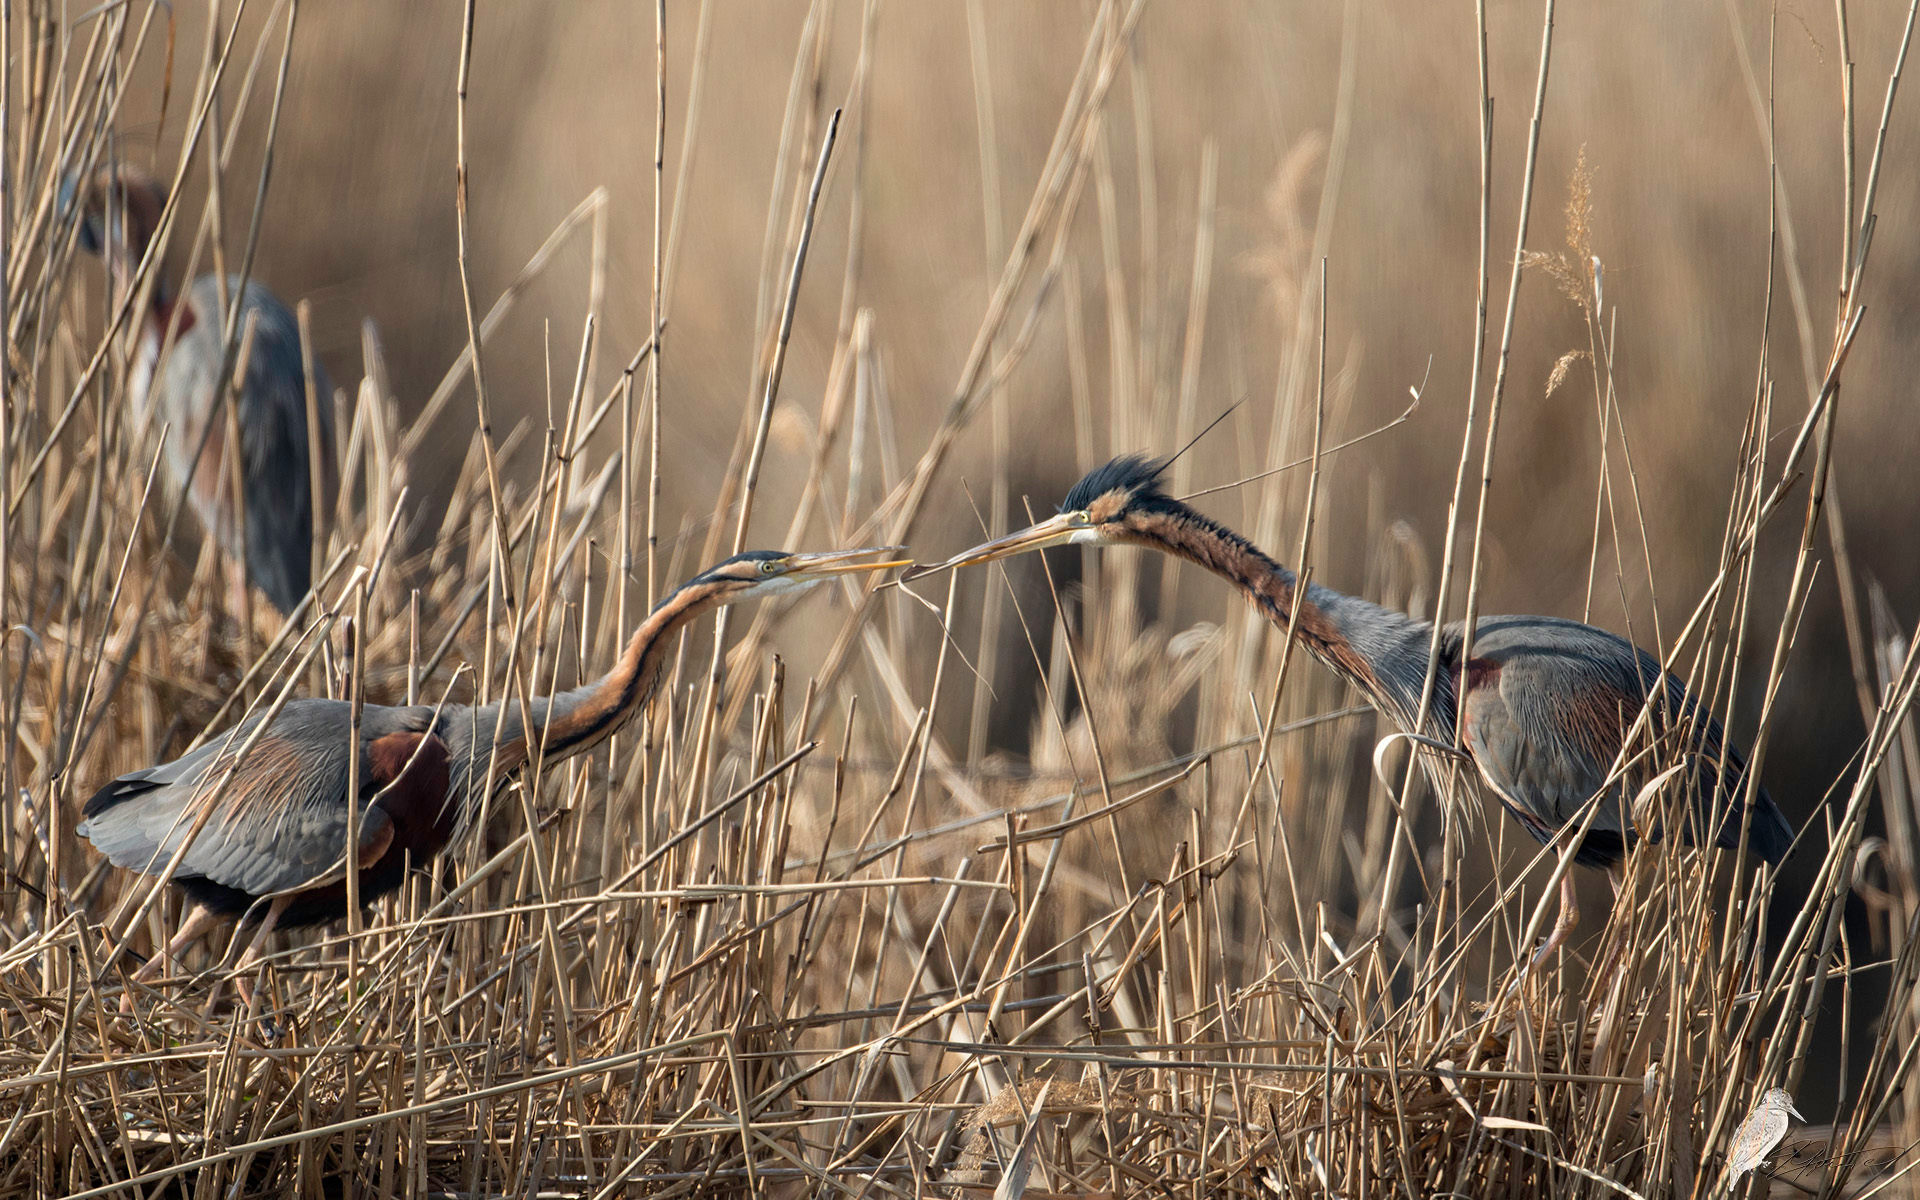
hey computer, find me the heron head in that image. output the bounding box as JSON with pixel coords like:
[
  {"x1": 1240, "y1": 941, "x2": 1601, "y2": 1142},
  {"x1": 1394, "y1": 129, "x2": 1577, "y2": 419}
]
[
  {"x1": 689, "y1": 546, "x2": 910, "y2": 604},
  {"x1": 903, "y1": 453, "x2": 1174, "y2": 581},
  {"x1": 60, "y1": 163, "x2": 165, "y2": 263}
]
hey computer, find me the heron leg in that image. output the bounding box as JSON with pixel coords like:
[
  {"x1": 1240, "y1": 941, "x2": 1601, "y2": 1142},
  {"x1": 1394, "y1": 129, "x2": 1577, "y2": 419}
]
[
  {"x1": 1588, "y1": 865, "x2": 1630, "y2": 994},
  {"x1": 227, "y1": 895, "x2": 292, "y2": 1036},
  {"x1": 1503, "y1": 873, "x2": 1582, "y2": 1001},
  {"x1": 1529, "y1": 873, "x2": 1581, "y2": 968},
  {"x1": 120, "y1": 902, "x2": 223, "y2": 1017}
]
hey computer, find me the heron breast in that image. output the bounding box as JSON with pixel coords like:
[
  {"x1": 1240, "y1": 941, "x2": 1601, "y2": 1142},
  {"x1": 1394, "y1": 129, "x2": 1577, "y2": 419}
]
[{"x1": 367, "y1": 731, "x2": 456, "y2": 858}]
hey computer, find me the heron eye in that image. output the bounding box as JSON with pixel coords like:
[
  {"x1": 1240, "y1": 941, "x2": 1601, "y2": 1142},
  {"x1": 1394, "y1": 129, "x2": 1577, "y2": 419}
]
[
  {"x1": 760, "y1": 560, "x2": 780, "y2": 575},
  {"x1": 1070, "y1": 511, "x2": 1092, "y2": 526}
]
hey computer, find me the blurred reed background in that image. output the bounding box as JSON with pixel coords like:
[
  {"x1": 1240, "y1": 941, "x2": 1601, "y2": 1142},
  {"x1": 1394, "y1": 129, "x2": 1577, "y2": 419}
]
[
  {"x1": 212, "y1": 0, "x2": 1920, "y2": 818},
  {"x1": 4, "y1": 0, "x2": 1920, "y2": 1194}
]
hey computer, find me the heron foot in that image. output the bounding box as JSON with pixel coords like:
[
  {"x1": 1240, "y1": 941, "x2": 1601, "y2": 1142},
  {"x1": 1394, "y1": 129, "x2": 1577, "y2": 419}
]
[
  {"x1": 236, "y1": 988, "x2": 288, "y2": 1043},
  {"x1": 1502, "y1": 874, "x2": 1582, "y2": 1001}
]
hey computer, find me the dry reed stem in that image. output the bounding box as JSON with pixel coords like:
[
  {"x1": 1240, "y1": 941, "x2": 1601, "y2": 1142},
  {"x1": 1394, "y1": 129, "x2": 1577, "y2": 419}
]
[{"x1": 2, "y1": 2, "x2": 1919, "y2": 1198}]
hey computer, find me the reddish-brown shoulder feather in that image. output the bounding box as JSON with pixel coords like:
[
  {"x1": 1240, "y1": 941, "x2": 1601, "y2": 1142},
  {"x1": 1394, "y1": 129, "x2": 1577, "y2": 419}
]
[{"x1": 367, "y1": 731, "x2": 455, "y2": 859}]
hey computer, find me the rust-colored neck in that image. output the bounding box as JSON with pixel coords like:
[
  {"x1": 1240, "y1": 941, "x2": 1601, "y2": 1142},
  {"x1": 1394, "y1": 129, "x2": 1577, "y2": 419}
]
[
  {"x1": 1123, "y1": 507, "x2": 1385, "y2": 692},
  {"x1": 1111, "y1": 502, "x2": 1443, "y2": 738},
  {"x1": 458, "y1": 579, "x2": 732, "y2": 781}
]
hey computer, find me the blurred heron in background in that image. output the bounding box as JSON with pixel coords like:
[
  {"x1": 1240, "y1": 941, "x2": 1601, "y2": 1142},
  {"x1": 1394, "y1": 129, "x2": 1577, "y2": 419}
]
[
  {"x1": 910, "y1": 453, "x2": 1795, "y2": 964},
  {"x1": 68, "y1": 162, "x2": 333, "y2": 617},
  {"x1": 80, "y1": 546, "x2": 906, "y2": 1025}
]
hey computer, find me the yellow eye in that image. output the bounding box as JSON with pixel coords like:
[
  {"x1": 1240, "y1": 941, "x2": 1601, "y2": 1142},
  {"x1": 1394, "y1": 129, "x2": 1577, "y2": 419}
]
[
  {"x1": 1068, "y1": 511, "x2": 1092, "y2": 526},
  {"x1": 760, "y1": 559, "x2": 781, "y2": 575}
]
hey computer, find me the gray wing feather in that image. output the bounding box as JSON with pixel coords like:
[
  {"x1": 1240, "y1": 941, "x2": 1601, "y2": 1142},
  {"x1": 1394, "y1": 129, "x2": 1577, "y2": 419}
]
[
  {"x1": 79, "y1": 699, "x2": 429, "y2": 896},
  {"x1": 1467, "y1": 625, "x2": 1640, "y2": 839},
  {"x1": 169, "y1": 276, "x2": 333, "y2": 614},
  {"x1": 1457, "y1": 615, "x2": 1789, "y2": 859},
  {"x1": 78, "y1": 722, "x2": 263, "y2": 871}
]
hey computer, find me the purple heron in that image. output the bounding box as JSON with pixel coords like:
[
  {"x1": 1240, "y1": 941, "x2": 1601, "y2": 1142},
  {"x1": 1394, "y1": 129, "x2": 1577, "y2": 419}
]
[
  {"x1": 68, "y1": 162, "x2": 333, "y2": 616},
  {"x1": 81, "y1": 546, "x2": 906, "y2": 1021},
  {"x1": 909, "y1": 454, "x2": 1793, "y2": 964}
]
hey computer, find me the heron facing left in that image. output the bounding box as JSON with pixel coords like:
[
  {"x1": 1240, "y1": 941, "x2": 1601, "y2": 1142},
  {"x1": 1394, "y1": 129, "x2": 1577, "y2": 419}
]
[
  {"x1": 67, "y1": 161, "x2": 333, "y2": 617},
  {"x1": 909, "y1": 453, "x2": 1795, "y2": 966},
  {"x1": 79, "y1": 546, "x2": 907, "y2": 1023}
]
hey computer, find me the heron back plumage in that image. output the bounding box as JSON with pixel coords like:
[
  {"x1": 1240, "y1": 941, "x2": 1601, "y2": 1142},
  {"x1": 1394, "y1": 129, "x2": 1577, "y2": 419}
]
[
  {"x1": 1447, "y1": 615, "x2": 1791, "y2": 869},
  {"x1": 78, "y1": 699, "x2": 441, "y2": 923}
]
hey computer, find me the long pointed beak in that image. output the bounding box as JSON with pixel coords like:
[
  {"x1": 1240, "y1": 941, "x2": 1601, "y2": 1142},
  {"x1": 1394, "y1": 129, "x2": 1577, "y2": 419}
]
[
  {"x1": 783, "y1": 545, "x2": 913, "y2": 578},
  {"x1": 900, "y1": 514, "x2": 1080, "y2": 583}
]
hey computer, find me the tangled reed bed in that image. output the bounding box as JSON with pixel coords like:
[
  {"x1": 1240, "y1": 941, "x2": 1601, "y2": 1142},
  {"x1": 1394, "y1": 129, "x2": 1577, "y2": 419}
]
[
  {"x1": 6, "y1": 802, "x2": 1917, "y2": 1198},
  {"x1": 3, "y1": 0, "x2": 1920, "y2": 1196}
]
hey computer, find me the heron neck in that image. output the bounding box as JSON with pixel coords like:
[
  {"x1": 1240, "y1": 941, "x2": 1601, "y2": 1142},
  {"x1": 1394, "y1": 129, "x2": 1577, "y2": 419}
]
[
  {"x1": 1130, "y1": 505, "x2": 1437, "y2": 727},
  {"x1": 104, "y1": 230, "x2": 174, "y2": 322},
  {"x1": 127, "y1": 276, "x2": 181, "y2": 399},
  {"x1": 447, "y1": 580, "x2": 722, "y2": 794}
]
